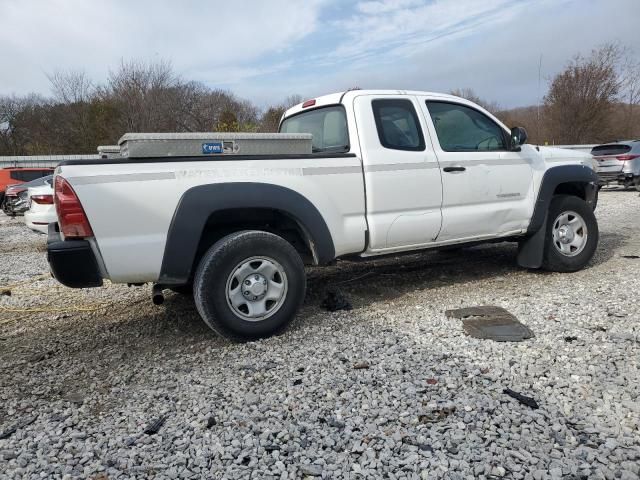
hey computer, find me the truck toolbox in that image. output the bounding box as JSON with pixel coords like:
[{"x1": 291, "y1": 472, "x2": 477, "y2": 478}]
[{"x1": 118, "y1": 132, "x2": 313, "y2": 158}]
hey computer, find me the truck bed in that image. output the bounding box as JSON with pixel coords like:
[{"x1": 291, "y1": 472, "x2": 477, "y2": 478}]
[{"x1": 57, "y1": 152, "x2": 367, "y2": 283}]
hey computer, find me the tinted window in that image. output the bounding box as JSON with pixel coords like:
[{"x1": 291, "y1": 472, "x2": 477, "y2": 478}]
[
  {"x1": 591, "y1": 144, "x2": 631, "y2": 156},
  {"x1": 372, "y1": 99, "x2": 425, "y2": 151},
  {"x1": 280, "y1": 106, "x2": 349, "y2": 153},
  {"x1": 9, "y1": 169, "x2": 52, "y2": 182},
  {"x1": 426, "y1": 101, "x2": 506, "y2": 152}
]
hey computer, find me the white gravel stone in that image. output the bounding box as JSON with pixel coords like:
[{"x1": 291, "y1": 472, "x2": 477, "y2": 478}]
[{"x1": 1, "y1": 190, "x2": 639, "y2": 479}]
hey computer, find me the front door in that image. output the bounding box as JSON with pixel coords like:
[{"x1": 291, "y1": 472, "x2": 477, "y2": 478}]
[{"x1": 419, "y1": 99, "x2": 534, "y2": 242}]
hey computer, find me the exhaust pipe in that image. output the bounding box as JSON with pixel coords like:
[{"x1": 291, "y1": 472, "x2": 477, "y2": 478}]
[{"x1": 152, "y1": 284, "x2": 165, "y2": 305}]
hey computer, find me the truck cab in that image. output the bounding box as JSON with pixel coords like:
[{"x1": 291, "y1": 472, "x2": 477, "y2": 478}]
[{"x1": 280, "y1": 90, "x2": 595, "y2": 255}]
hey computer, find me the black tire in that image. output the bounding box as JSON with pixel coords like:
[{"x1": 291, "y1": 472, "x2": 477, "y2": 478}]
[
  {"x1": 170, "y1": 284, "x2": 193, "y2": 295},
  {"x1": 193, "y1": 230, "x2": 306, "y2": 340},
  {"x1": 542, "y1": 195, "x2": 598, "y2": 272}
]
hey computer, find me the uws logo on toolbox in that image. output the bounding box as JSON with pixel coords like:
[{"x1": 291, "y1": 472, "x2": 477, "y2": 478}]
[{"x1": 202, "y1": 142, "x2": 223, "y2": 154}]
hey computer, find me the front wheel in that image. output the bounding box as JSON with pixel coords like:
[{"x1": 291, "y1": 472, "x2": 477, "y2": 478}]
[
  {"x1": 542, "y1": 195, "x2": 599, "y2": 272},
  {"x1": 193, "y1": 231, "x2": 306, "y2": 340}
]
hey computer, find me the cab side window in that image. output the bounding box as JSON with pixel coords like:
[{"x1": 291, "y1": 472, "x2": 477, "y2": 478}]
[
  {"x1": 372, "y1": 99, "x2": 425, "y2": 151},
  {"x1": 426, "y1": 101, "x2": 506, "y2": 152}
]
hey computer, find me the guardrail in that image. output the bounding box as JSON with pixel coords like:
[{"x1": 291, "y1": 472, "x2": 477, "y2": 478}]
[
  {"x1": 553, "y1": 145, "x2": 597, "y2": 154},
  {"x1": 0, "y1": 155, "x2": 100, "y2": 168}
]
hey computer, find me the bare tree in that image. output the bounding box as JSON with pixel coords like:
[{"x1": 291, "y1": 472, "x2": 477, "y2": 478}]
[
  {"x1": 284, "y1": 95, "x2": 303, "y2": 109},
  {"x1": 104, "y1": 59, "x2": 181, "y2": 132},
  {"x1": 449, "y1": 88, "x2": 500, "y2": 113},
  {"x1": 0, "y1": 94, "x2": 50, "y2": 154},
  {"x1": 47, "y1": 70, "x2": 94, "y2": 104},
  {"x1": 259, "y1": 94, "x2": 304, "y2": 132},
  {"x1": 620, "y1": 57, "x2": 640, "y2": 139},
  {"x1": 544, "y1": 43, "x2": 623, "y2": 144}
]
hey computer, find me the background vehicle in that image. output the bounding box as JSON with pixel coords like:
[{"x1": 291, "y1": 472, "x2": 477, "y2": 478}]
[
  {"x1": 2, "y1": 175, "x2": 53, "y2": 216},
  {"x1": 24, "y1": 183, "x2": 56, "y2": 234},
  {"x1": 592, "y1": 140, "x2": 640, "y2": 191},
  {"x1": 47, "y1": 90, "x2": 599, "y2": 340},
  {"x1": 0, "y1": 168, "x2": 53, "y2": 205}
]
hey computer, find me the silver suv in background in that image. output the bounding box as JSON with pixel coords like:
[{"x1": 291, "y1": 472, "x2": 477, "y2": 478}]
[{"x1": 592, "y1": 140, "x2": 640, "y2": 191}]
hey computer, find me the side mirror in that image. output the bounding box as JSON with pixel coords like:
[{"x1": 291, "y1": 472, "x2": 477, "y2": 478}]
[{"x1": 510, "y1": 126, "x2": 528, "y2": 150}]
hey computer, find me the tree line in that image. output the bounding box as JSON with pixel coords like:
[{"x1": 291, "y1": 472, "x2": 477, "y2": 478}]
[
  {"x1": 1, "y1": 43, "x2": 639, "y2": 156},
  {"x1": 0, "y1": 60, "x2": 302, "y2": 156}
]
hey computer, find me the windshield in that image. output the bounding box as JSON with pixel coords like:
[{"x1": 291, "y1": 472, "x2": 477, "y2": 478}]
[{"x1": 280, "y1": 106, "x2": 349, "y2": 153}]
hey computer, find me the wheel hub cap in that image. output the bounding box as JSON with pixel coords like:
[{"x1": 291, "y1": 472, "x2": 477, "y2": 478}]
[
  {"x1": 557, "y1": 225, "x2": 575, "y2": 244},
  {"x1": 242, "y1": 274, "x2": 268, "y2": 300},
  {"x1": 551, "y1": 210, "x2": 588, "y2": 257},
  {"x1": 226, "y1": 257, "x2": 288, "y2": 321}
]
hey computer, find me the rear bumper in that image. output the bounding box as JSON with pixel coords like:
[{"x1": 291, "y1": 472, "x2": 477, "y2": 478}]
[
  {"x1": 25, "y1": 209, "x2": 56, "y2": 234},
  {"x1": 597, "y1": 171, "x2": 637, "y2": 185},
  {"x1": 47, "y1": 223, "x2": 103, "y2": 288}
]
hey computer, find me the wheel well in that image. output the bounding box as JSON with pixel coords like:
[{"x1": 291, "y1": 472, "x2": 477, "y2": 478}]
[
  {"x1": 553, "y1": 182, "x2": 586, "y2": 200},
  {"x1": 191, "y1": 208, "x2": 315, "y2": 280}
]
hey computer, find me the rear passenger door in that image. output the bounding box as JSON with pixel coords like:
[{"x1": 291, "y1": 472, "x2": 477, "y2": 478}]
[
  {"x1": 354, "y1": 95, "x2": 443, "y2": 251},
  {"x1": 420, "y1": 99, "x2": 534, "y2": 241}
]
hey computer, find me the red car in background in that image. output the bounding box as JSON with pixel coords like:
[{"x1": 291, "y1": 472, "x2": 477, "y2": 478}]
[{"x1": 0, "y1": 168, "x2": 54, "y2": 214}]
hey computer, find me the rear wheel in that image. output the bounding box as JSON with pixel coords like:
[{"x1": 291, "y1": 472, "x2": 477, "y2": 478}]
[
  {"x1": 193, "y1": 231, "x2": 306, "y2": 340},
  {"x1": 634, "y1": 177, "x2": 640, "y2": 192},
  {"x1": 542, "y1": 195, "x2": 598, "y2": 272}
]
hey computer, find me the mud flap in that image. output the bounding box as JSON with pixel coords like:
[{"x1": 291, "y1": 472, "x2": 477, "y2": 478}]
[{"x1": 517, "y1": 212, "x2": 547, "y2": 269}]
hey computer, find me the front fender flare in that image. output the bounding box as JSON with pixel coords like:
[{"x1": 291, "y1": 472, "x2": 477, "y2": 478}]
[{"x1": 517, "y1": 164, "x2": 597, "y2": 269}]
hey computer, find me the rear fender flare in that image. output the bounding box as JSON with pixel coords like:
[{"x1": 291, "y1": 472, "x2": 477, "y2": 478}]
[{"x1": 158, "y1": 182, "x2": 335, "y2": 285}]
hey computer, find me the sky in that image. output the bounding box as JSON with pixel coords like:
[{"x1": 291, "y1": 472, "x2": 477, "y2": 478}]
[{"x1": 1, "y1": 0, "x2": 639, "y2": 109}]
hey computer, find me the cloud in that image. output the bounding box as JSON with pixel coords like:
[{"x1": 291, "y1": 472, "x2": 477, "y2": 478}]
[
  {"x1": 1, "y1": 0, "x2": 639, "y2": 109},
  {"x1": 235, "y1": 0, "x2": 640, "y2": 109},
  {"x1": 328, "y1": 0, "x2": 515, "y2": 65},
  {"x1": 356, "y1": 0, "x2": 424, "y2": 15},
  {"x1": 0, "y1": 0, "x2": 327, "y2": 95}
]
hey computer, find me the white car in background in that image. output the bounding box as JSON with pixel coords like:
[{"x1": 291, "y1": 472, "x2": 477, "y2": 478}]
[{"x1": 24, "y1": 184, "x2": 57, "y2": 234}]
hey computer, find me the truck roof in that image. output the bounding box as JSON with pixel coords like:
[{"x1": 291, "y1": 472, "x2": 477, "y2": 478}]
[{"x1": 283, "y1": 89, "x2": 471, "y2": 119}]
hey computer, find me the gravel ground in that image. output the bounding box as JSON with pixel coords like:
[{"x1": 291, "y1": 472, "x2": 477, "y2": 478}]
[{"x1": 0, "y1": 190, "x2": 639, "y2": 480}]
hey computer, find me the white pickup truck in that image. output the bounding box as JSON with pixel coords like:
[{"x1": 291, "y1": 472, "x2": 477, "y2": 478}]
[{"x1": 47, "y1": 90, "x2": 598, "y2": 339}]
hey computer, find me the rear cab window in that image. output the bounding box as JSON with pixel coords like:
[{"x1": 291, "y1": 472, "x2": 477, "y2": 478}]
[
  {"x1": 280, "y1": 106, "x2": 349, "y2": 153},
  {"x1": 372, "y1": 99, "x2": 425, "y2": 151}
]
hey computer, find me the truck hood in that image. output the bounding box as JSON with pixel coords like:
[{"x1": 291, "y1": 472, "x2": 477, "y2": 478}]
[{"x1": 537, "y1": 146, "x2": 595, "y2": 170}]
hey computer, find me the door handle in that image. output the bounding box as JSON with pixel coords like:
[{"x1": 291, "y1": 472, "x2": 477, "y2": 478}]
[{"x1": 443, "y1": 166, "x2": 466, "y2": 173}]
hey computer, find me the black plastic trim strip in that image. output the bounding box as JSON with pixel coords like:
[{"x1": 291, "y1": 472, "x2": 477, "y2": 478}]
[
  {"x1": 527, "y1": 164, "x2": 598, "y2": 234},
  {"x1": 57, "y1": 153, "x2": 356, "y2": 167},
  {"x1": 159, "y1": 183, "x2": 336, "y2": 285}
]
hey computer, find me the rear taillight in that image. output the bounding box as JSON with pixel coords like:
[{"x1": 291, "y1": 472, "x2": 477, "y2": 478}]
[
  {"x1": 54, "y1": 176, "x2": 93, "y2": 238},
  {"x1": 616, "y1": 154, "x2": 640, "y2": 161},
  {"x1": 31, "y1": 194, "x2": 54, "y2": 205}
]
